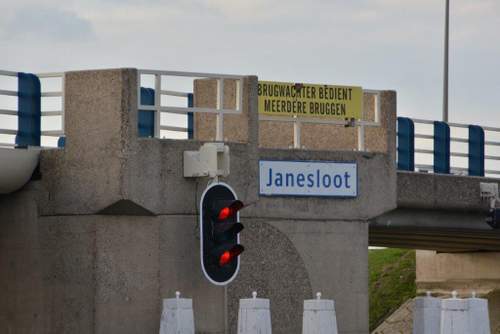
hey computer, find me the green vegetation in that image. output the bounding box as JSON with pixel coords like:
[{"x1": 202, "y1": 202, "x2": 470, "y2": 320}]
[{"x1": 369, "y1": 248, "x2": 416, "y2": 331}]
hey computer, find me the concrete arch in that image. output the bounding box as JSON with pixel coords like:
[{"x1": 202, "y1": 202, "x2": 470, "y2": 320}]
[{"x1": 228, "y1": 219, "x2": 313, "y2": 334}]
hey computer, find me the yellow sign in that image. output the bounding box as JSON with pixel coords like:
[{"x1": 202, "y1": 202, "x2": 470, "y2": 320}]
[{"x1": 258, "y1": 81, "x2": 363, "y2": 120}]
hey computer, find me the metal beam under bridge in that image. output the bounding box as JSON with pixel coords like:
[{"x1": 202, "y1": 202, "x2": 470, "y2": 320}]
[{"x1": 370, "y1": 208, "x2": 500, "y2": 252}]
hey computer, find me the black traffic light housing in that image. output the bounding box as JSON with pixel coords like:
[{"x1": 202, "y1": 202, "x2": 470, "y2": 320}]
[
  {"x1": 200, "y1": 182, "x2": 245, "y2": 285},
  {"x1": 486, "y1": 208, "x2": 500, "y2": 229}
]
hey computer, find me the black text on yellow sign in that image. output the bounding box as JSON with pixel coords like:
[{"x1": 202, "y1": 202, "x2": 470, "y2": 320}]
[{"x1": 258, "y1": 81, "x2": 363, "y2": 120}]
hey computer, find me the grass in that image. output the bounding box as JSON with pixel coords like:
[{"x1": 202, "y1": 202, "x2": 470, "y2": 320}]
[{"x1": 369, "y1": 248, "x2": 416, "y2": 331}]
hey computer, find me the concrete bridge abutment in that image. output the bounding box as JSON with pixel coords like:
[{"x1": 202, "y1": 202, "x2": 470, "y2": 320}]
[{"x1": 1, "y1": 68, "x2": 398, "y2": 334}]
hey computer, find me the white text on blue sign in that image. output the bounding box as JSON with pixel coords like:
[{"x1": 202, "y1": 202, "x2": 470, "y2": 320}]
[{"x1": 259, "y1": 160, "x2": 357, "y2": 197}]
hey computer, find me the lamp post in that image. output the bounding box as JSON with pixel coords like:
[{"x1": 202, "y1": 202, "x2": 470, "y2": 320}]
[{"x1": 443, "y1": 0, "x2": 450, "y2": 122}]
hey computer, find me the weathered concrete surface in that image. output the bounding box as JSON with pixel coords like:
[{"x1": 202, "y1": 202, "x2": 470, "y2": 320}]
[
  {"x1": 0, "y1": 187, "x2": 368, "y2": 334},
  {"x1": 0, "y1": 184, "x2": 97, "y2": 334},
  {"x1": 397, "y1": 171, "x2": 500, "y2": 212},
  {"x1": 40, "y1": 69, "x2": 397, "y2": 220},
  {"x1": 257, "y1": 149, "x2": 396, "y2": 221},
  {"x1": 416, "y1": 250, "x2": 500, "y2": 295},
  {"x1": 39, "y1": 69, "x2": 138, "y2": 215},
  {"x1": 2, "y1": 68, "x2": 399, "y2": 334},
  {"x1": 0, "y1": 185, "x2": 50, "y2": 334},
  {"x1": 228, "y1": 220, "x2": 312, "y2": 334},
  {"x1": 267, "y1": 219, "x2": 368, "y2": 334}
]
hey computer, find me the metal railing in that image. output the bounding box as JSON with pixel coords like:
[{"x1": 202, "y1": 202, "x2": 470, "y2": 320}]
[
  {"x1": 0, "y1": 70, "x2": 65, "y2": 148},
  {"x1": 0, "y1": 70, "x2": 20, "y2": 147},
  {"x1": 258, "y1": 89, "x2": 383, "y2": 150},
  {"x1": 137, "y1": 69, "x2": 245, "y2": 141},
  {"x1": 399, "y1": 118, "x2": 500, "y2": 177},
  {"x1": 38, "y1": 72, "x2": 65, "y2": 142}
]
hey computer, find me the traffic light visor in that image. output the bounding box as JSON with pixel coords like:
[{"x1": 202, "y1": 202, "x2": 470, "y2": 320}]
[
  {"x1": 217, "y1": 200, "x2": 244, "y2": 221},
  {"x1": 219, "y1": 244, "x2": 244, "y2": 267}
]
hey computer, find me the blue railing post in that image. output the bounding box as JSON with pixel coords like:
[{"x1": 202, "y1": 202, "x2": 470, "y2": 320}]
[
  {"x1": 468, "y1": 125, "x2": 485, "y2": 177},
  {"x1": 434, "y1": 121, "x2": 450, "y2": 174},
  {"x1": 187, "y1": 93, "x2": 194, "y2": 139},
  {"x1": 15, "y1": 73, "x2": 41, "y2": 147},
  {"x1": 57, "y1": 136, "x2": 66, "y2": 148},
  {"x1": 397, "y1": 117, "x2": 415, "y2": 171},
  {"x1": 138, "y1": 87, "x2": 155, "y2": 138}
]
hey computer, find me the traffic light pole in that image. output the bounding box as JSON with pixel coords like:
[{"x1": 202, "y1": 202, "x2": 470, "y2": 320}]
[{"x1": 224, "y1": 285, "x2": 229, "y2": 334}]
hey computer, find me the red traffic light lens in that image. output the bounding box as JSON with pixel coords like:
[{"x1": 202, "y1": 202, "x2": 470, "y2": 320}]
[
  {"x1": 218, "y1": 207, "x2": 231, "y2": 220},
  {"x1": 218, "y1": 245, "x2": 244, "y2": 266},
  {"x1": 217, "y1": 200, "x2": 244, "y2": 221},
  {"x1": 219, "y1": 251, "x2": 231, "y2": 266}
]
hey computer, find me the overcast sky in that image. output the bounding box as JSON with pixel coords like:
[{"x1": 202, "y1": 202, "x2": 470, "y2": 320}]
[{"x1": 1, "y1": 0, "x2": 499, "y2": 125}]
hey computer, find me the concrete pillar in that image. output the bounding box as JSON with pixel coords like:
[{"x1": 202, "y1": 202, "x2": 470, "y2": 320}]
[
  {"x1": 302, "y1": 292, "x2": 338, "y2": 334},
  {"x1": 237, "y1": 292, "x2": 272, "y2": 334},
  {"x1": 440, "y1": 292, "x2": 469, "y2": 334},
  {"x1": 159, "y1": 292, "x2": 195, "y2": 334},
  {"x1": 466, "y1": 292, "x2": 490, "y2": 334},
  {"x1": 413, "y1": 292, "x2": 441, "y2": 334},
  {"x1": 40, "y1": 68, "x2": 143, "y2": 215}
]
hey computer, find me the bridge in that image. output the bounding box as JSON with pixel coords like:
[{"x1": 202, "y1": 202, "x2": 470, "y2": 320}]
[{"x1": 1, "y1": 68, "x2": 499, "y2": 333}]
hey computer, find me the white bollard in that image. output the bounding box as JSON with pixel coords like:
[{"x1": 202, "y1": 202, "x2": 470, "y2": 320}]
[
  {"x1": 413, "y1": 291, "x2": 441, "y2": 334},
  {"x1": 440, "y1": 291, "x2": 468, "y2": 334},
  {"x1": 466, "y1": 291, "x2": 490, "y2": 334},
  {"x1": 237, "y1": 291, "x2": 272, "y2": 334},
  {"x1": 302, "y1": 292, "x2": 338, "y2": 334},
  {"x1": 159, "y1": 291, "x2": 195, "y2": 334}
]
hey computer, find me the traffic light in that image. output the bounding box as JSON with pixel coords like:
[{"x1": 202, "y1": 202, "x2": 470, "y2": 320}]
[
  {"x1": 486, "y1": 208, "x2": 500, "y2": 229},
  {"x1": 200, "y1": 182, "x2": 245, "y2": 285}
]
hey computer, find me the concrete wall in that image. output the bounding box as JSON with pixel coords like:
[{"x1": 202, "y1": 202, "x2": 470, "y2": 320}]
[
  {"x1": 1, "y1": 68, "x2": 399, "y2": 334},
  {"x1": 416, "y1": 250, "x2": 500, "y2": 293},
  {"x1": 397, "y1": 171, "x2": 500, "y2": 212},
  {"x1": 1, "y1": 187, "x2": 369, "y2": 334}
]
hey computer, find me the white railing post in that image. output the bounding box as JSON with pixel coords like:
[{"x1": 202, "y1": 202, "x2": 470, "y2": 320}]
[
  {"x1": 37, "y1": 72, "x2": 66, "y2": 146},
  {"x1": 0, "y1": 70, "x2": 18, "y2": 147},
  {"x1": 410, "y1": 118, "x2": 500, "y2": 177},
  {"x1": 137, "y1": 71, "x2": 142, "y2": 111},
  {"x1": 61, "y1": 73, "x2": 66, "y2": 134},
  {"x1": 216, "y1": 78, "x2": 224, "y2": 141},
  {"x1": 374, "y1": 91, "x2": 381, "y2": 124},
  {"x1": 154, "y1": 74, "x2": 162, "y2": 138},
  {"x1": 293, "y1": 117, "x2": 301, "y2": 149},
  {"x1": 357, "y1": 124, "x2": 365, "y2": 151},
  {"x1": 136, "y1": 70, "x2": 245, "y2": 140},
  {"x1": 235, "y1": 79, "x2": 241, "y2": 112}
]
